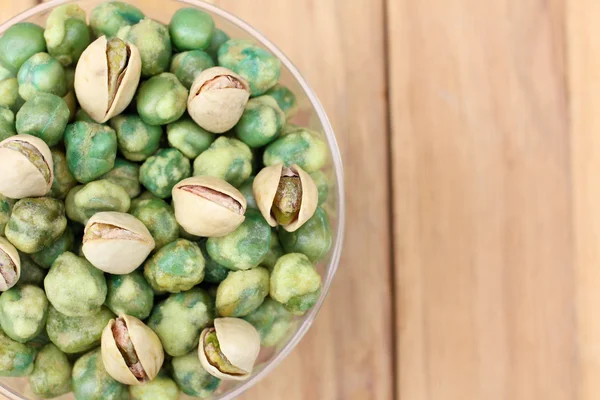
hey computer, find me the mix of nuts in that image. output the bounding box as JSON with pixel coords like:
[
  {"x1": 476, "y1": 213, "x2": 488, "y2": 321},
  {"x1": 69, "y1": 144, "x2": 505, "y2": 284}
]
[{"x1": 0, "y1": 1, "x2": 335, "y2": 399}]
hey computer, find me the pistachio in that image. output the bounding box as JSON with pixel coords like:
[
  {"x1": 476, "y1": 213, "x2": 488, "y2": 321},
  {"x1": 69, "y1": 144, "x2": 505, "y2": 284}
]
[
  {"x1": 172, "y1": 176, "x2": 247, "y2": 237},
  {"x1": 101, "y1": 315, "x2": 164, "y2": 385},
  {"x1": 0, "y1": 135, "x2": 53, "y2": 199},
  {"x1": 187, "y1": 66, "x2": 250, "y2": 133},
  {"x1": 0, "y1": 237, "x2": 20, "y2": 292},
  {"x1": 75, "y1": 36, "x2": 141, "y2": 123},
  {"x1": 82, "y1": 212, "x2": 155, "y2": 275},
  {"x1": 253, "y1": 163, "x2": 318, "y2": 232},
  {"x1": 198, "y1": 318, "x2": 260, "y2": 381}
]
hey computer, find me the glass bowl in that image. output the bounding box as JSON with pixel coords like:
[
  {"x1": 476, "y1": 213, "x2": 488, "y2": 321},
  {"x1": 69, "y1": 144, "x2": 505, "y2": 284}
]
[{"x1": 0, "y1": 0, "x2": 344, "y2": 399}]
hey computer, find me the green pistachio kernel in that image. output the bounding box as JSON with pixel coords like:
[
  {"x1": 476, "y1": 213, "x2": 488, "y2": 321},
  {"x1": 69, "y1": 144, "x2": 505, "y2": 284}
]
[
  {"x1": 169, "y1": 8, "x2": 214, "y2": 51},
  {"x1": 0, "y1": 106, "x2": 16, "y2": 141},
  {"x1": 110, "y1": 114, "x2": 162, "y2": 162},
  {"x1": 172, "y1": 350, "x2": 221, "y2": 397},
  {"x1": 279, "y1": 206, "x2": 333, "y2": 262},
  {"x1": 130, "y1": 198, "x2": 178, "y2": 250},
  {"x1": 29, "y1": 343, "x2": 72, "y2": 398},
  {"x1": 270, "y1": 253, "x2": 322, "y2": 315},
  {"x1": 263, "y1": 128, "x2": 328, "y2": 173},
  {"x1": 0, "y1": 195, "x2": 15, "y2": 236},
  {"x1": 272, "y1": 175, "x2": 302, "y2": 225},
  {"x1": 18, "y1": 254, "x2": 46, "y2": 287},
  {"x1": 16, "y1": 93, "x2": 70, "y2": 146},
  {"x1": 0, "y1": 23, "x2": 46, "y2": 73},
  {"x1": 105, "y1": 271, "x2": 154, "y2": 320},
  {"x1": 106, "y1": 37, "x2": 129, "y2": 110},
  {"x1": 193, "y1": 137, "x2": 253, "y2": 187},
  {"x1": 17, "y1": 52, "x2": 67, "y2": 101},
  {"x1": 216, "y1": 267, "x2": 270, "y2": 317},
  {"x1": 122, "y1": 18, "x2": 171, "y2": 77},
  {"x1": 140, "y1": 148, "x2": 191, "y2": 198},
  {"x1": 264, "y1": 83, "x2": 298, "y2": 118},
  {"x1": 203, "y1": 328, "x2": 246, "y2": 375},
  {"x1": 170, "y1": 50, "x2": 214, "y2": 89},
  {"x1": 243, "y1": 297, "x2": 293, "y2": 347},
  {"x1": 144, "y1": 239, "x2": 205, "y2": 293},
  {"x1": 136, "y1": 72, "x2": 188, "y2": 126},
  {"x1": 0, "y1": 327, "x2": 35, "y2": 376},
  {"x1": 48, "y1": 149, "x2": 76, "y2": 200},
  {"x1": 1, "y1": 139, "x2": 51, "y2": 184},
  {"x1": 100, "y1": 158, "x2": 141, "y2": 198},
  {"x1": 72, "y1": 348, "x2": 128, "y2": 400},
  {"x1": 167, "y1": 116, "x2": 215, "y2": 158},
  {"x1": 206, "y1": 208, "x2": 271, "y2": 271},
  {"x1": 90, "y1": 1, "x2": 144, "y2": 38},
  {"x1": 199, "y1": 241, "x2": 229, "y2": 284},
  {"x1": 235, "y1": 95, "x2": 285, "y2": 148},
  {"x1": 5, "y1": 198, "x2": 67, "y2": 254},
  {"x1": 0, "y1": 284, "x2": 49, "y2": 343},
  {"x1": 64, "y1": 121, "x2": 117, "y2": 183},
  {"x1": 262, "y1": 232, "x2": 284, "y2": 270},
  {"x1": 129, "y1": 372, "x2": 179, "y2": 400},
  {"x1": 31, "y1": 225, "x2": 74, "y2": 269},
  {"x1": 206, "y1": 28, "x2": 230, "y2": 62},
  {"x1": 44, "y1": 4, "x2": 91, "y2": 66}
]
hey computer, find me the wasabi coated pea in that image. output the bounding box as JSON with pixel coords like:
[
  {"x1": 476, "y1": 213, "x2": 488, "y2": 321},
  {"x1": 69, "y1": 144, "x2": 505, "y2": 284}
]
[
  {"x1": 110, "y1": 114, "x2": 162, "y2": 162},
  {"x1": 235, "y1": 95, "x2": 285, "y2": 148},
  {"x1": 0, "y1": 327, "x2": 35, "y2": 376},
  {"x1": 167, "y1": 116, "x2": 214, "y2": 158},
  {"x1": 72, "y1": 348, "x2": 128, "y2": 400},
  {"x1": 169, "y1": 8, "x2": 214, "y2": 51},
  {"x1": 121, "y1": 19, "x2": 171, "y2": 77},
  {"x1": 170, "y1": 50, "x2": 214, "y2": 89},
  {"x1": 64, "y1": 121, "x2": 117, "y2": 183},
  {"x1": 105, "y1": 271, "x2": 153, "y2": 320},
  {"x1": 172, "y1": 350, "x2": 220, "y2": 397},
  {"x1": 239, "y1": 176, "x2": 257, "y2": 209},
  {"x1": 5, "y1": 197, "x2": 67, "y2": 254},
  {"x1": 0, "y1": 284, "x2": 48, "y2": 343},
  {"x1": 71, "y1": 180, "x2": 131, "y2": 224},
  {"x1": 0, "y1": 195, "x2": 15, "y2": 236},
  {"x1": 193, "y1": 136, "x2": 253, "y2": 187},
  {"x1": 311, "y1": 170, "x2": 330, "y2": 205},
  {"x1": 0, "y1": 74, "x2": 21, "y2": 112},
  {"x1": 130, "y1": 198, "x2": 178, "y2": 249},
  {"x1": 243, "y1": 297, "x2": 294, "y2": 347},
  {"x1": 129, "y1": 373, "x2": 179, "y2": 400},
  {"x1": 44, "y1": 4, "x2": 91, "y2": 66},
  {"x1": 206, "y1": 28, "x2": 229, "y2": 62},
  {"x1": 0, "y1": 23, "x2": 46, "y2": 73},
  {"x1": 18, "y1": 254, "x2": 46, "y2": 287},
  {"x1": 216, "y1": 267, "x2": 270, "y2": 317},
  {"x1": 29, "y1": 343, "x2": 72, "y2": 398},
  {"x1": 49, "y1": 148, "x2": 77, "y2": 199},
  {"x1": 207, "y1": 208, "x2": 271, "y2": 271},
  {"x1": 64, "y1": 185, "x2": 85, "y2": 224},
  {"x1": 144, "y1": 239, "x2": 205, "y2": 293},
  {"x1": 0, "y1": 106, "x2": 16, "y2": 141},
  {"x1": 199, "y1": 241, "x2": 229, "y2": 284},
  {"x1": 265, "y1": 83, "x2": 298, "y2": 118},
  {"x1": 17, "y1": 52, "x2": 67, "y2": 101},
  {"x1": 136, "y1": 73, "x2": 188, "y2": 126},
  {"x1": 31, "y1": 226, "x2": 74, "y2": 269},
  {"x1": 100, "y1": 158, "x2": 141, "y2": 198},
  {"x1": 218, "y1": 39, "x2": 280, "y2": 96},
  {"x1": 262, "y1": 232, "x2": 284, "y2": 270},
  {"x1": 279, "y1": 206, "x2": 332, "y2": 262},
  {"x1": 140, "y1": 148, "x2": 191, "y2": 198},
  {"x1": 263, "y1": 127, "x2": 328, "y2": 173},
  {"x1": 46, "y1": 305, "x2": 114, "y2": 354},
  {"x1": 16, "y1": 93, "x2": 70, "y2": 146},
  {"x1": 74, "y1": 108, "x2": 95, "y2": 123},
  {"x1": 90, "y1": 1, "x2": 144, "y2": 38},
  {"x1": 147, "y1": 288, "x2": 214, "y2": 357},
  {"x1": 270, "y1": 253, "x2": 322, "y2": 315}
]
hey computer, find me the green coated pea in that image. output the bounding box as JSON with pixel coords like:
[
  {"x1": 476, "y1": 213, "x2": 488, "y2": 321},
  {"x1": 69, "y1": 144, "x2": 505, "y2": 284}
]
[
  {"x1": 100, "y1": 158, "x2": 141, "y2": 198},
  {"x1": 262, "y1": 232, "x2": 285, "y2": 270},
  {"x1": 279, "y1": 206, "x2": 332, "y2": 262},
  {"x1": 193, "y1": 136, "x2": 253, "y2": 187},
  {"x1": 17, "y1": 53, "x2": 67, "y2": 101},
  {"x1": 310, "y1": 170, "x2": 330, "y2": 205},
  {"x1": 48, "y1": 149, "x2": 76, "y2": 200},
  {"x1": 235, "y1": 95, "x2": 285, "y2": 148},
  {"x1": 263, "y1": 127, "x2": 328, "y2": 173},
  {"x1": 243, "y1": 297, "x2": 294, "y2": 347},
  {"x1": 29, "y1": 343, "x2": 72, "y2": 398},
  {"x1": 0, "y1": 194, "x2": 15, "y2": 236},
  {"x1": 144, "y1": 239, "x2": 205, "y2": 293},
  {"x1": 130, "y1": 198, "x2": 178, "y2": 249},
  {"x1": 64, "y1": 121, "x2": 117, "y2": 183},
  {"x1": 0, "y1": 327, "x2": 35, "y2": 376},
  {"x1": 74, "y1": 108, "x2": 95, "y2": 123},
  {"x1": 199, "y1": 241, "x2": 229, "y2": 284},
  {"x1": 109, "y1": 114, "x2": 162, "y2": 162},
  {"x1": 18, "y1": 254, "x2": 46, "y2": 287},
  {"x1": 136, "y1": 73, "x2": 188, "y2": 126},
  {"x1": 270, "y1": 253, "x2": 322, "y2": 315},
  {"x1": 129, "y1": 373, "x2": 179, "y2": 400},
  {"x1": 73, "y1": 180, "x2": 131, "y2": 224},
  {"x1": 44, "y1": 4, "x2": 91, "y2": 66},
  {"x1": 0, "y1": 106, "x2": 15, "y2": 141},
  {"x1": 31, "y1": 225, "x2": 74, "y2": 269},
  {"x1": 0, "y1": 23, "x2": 46, "y2": 73},
  {"x1": 140, "y1": 148, "x2": 191, "y2": 198},
  {"x1": 0, "y1": 284, "x2": 48, "y2": 343},
  {"x1": 15, "y1": 93, "x2": 70, "y2": 146},
  {"x1": 239, "y1": 176, "x2": 257, "y2": 209},
  {"x1": 90, "y1": 1, "x2": 144, "y2": 38},
  {"x1": 169, "y1": 8, "x2": 214, "y2": 51},
  {"x1": 172, "y1": 350, "x2": 220, "y2": 397},
  {"x1": 105, "y1": 271, "x2": 154, "y2": 320},
  {"x1": 170, "y1": 50, "x2": 214, "y2": 89},
  {"x1": 206, "y1": 28, "x2": 230, "y2": 62},
  {"x1": 122, "y1": 19, "x2": 171, "y2": 77},
  {"x1": 72, "y1": 348, "x2": 128, "y2": 400},
  {"x1": 0, "y1": 76, "x2": 21, "y2": 112},
  {"x1": 64, "y1": 185, "x2": 86, "y2": 224},
  {"x1": 167, "y1": 116, "x2": 215, "y2": 158},
  {"x1": 216, "y1": 267, "x2": 270, "y2": 317},
  {"x1": 265, "y1": 83, "x2": 298, "y2": 118}
]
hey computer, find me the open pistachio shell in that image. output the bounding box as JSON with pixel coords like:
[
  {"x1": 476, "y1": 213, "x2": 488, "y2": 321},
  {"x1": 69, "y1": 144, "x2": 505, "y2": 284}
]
[
  {"x1": 172, "y1": 176, "x2": 247, "y2": 237},
  {"x1": 0, "y1": 134, "x2": 53, "y2": 199},
  {"x1": 198, "y1": 318, "x2": 260, "y2": 381},
  {"x1": 187, "y1": 66, "x2": 250, "y2": 133},
  {"x1": 75, "y1": 35, "x2": 141, "y2": 123},
  {"x1": 253, "y1": 163, "x2": 318, "y2": 232},
  {"x1": 101, "y1": 315, "x2": 164, "y2": 385},
  {"x1": 0, "y1": 237, "x2": 20, "y2": 292}
]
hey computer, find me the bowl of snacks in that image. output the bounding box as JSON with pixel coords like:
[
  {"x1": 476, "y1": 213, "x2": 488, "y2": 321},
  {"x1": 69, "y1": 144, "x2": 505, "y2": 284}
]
[{"x1": 0, "y1": 0, "x2": 344, "y2": 399}]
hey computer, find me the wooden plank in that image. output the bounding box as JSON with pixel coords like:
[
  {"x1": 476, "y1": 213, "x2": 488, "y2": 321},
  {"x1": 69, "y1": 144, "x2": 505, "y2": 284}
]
[{"x1": 388, "y1": 0, "x2": 575, "y2": 399}]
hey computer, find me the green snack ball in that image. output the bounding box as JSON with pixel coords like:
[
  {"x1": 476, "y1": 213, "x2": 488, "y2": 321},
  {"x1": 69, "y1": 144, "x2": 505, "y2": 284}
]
[
  {"x1": 90, "y1": 1, "x2": 144, "y2": 38},
  {"x1": 0, "y1": 106, "x2": 16, "y2": 141},
  {"x1": 169, "y1": 8, "x2": 214, "y2": 51},
  {"x1": 279, "y1": 206, "x2": 332, "y2": 262},
  {"x1": 110, "y1": 114, "x2": 162, "y2": 162},
  {"x1": 74, "y1": 108, "x2": 95, "y2": 123},
  {"x1": 18, "y1": 254, "x2": 47, "y2": 287},
  {"x1": 172, "y1": 350, "x2": 220, "y2": 397},
  {"x1": 5, "y1": 197, "x2": 67, "y2": 254},
  {"x1": 100, "y1": 158, "x2": 141, "y2": 198},
  {"x1": 262, "y1": 232, "x2": 284, "y2": 270},
  {"x1": 44, "y1": 252, "x2": 107, "y2": 317},
  {"x1": 105, "y1": 271, "x2": 154, "y2": 320},
  {"x1": 64, "y1": 121, "x2": 117, "y2": 183},
  {"x1": 0, "y1": 76, "x2": 21, "y2": 112},
  {"x1": 140, "y1": 148, "x2": 191, "y2": 198},
  {"x1": 206, "y1": 28, "x2": 230, "y2": 62},
  {"x1": 170, "y1": 50, "x2": 214, "y2": 89},
  {"x1": 270, "y1": 253, "x2": 322, "y2": 315},
  {"x1": 193, "y1": 136, "x2": 253, "y2": 187},
  {"x1": 29, "y1": 343, "x2": 72, "y2": 398},
  {"x1": 238, "y1": 176, "x2": 257, "y2": 209},
  {"x1": 64, "y1": 185, "x2": 86, "y2": 224},
  {"x1": 130, "y1": 198, "x2": 178, "y2": 249},
  {"x1": 235, "y1": 95, "x2": 285, "y2": 148},
  {"x1": 63, "y1": 91, "x2": 77, "y2": 122},
  {"x1": 216, "y1": 267, "x2": 269, "y2": 317},
  {"x1": 263, "y1": 127, "x2": 328, "y2": 173},
  {"x1": 264, "y1": 83, "x2": 298, "y2": 118},
  {"x1": 167, "y1": 116, "x2": 215, "y2": 158},
  {"x1": 218, "y1": 39, "x2": 280, "y2": 96},
  {"x1": 199, "y1": 241, "x2": 229, "y2": 284},
  {"x1": 136, "y1": 72, "x2": 187, "y2": 126},
  {"x1": 129, "y1": 373, "x2": 179, "y2": 400},
  {"x1": 15, "y1": 93, "x2": 70, "y2": 146},
  {"x1": 206, "y1": 208, "x2": 271, "y2": 271},
  {"x1": 243, "y1": 297, "x2": 293, "y2": 347},
  {"x1": 72, "y1": 348, "x2": 128, "y2": 400},
  {"x1": 0, "y1": 327, "x2": 35, "y2": 376},
  {"x1": 44, "y1": 4, "x2": 91, "y2": 67},
  {"x1": 0, "y1": 23, "x2": 46, "y2": 73},
  {"x1": 310, "y1": 170, "x2": 329, "y2": 205},
  {"x1": 144, "y1": 239, "x2": 205, "y2": 293},
  {"x1": 73, "y1": 180, "x2": 131, "y2": 224},
  {"x1": 122, "y1": 19, "x2": 171, "y2": 77},
  {"x1": 31, "y1": 225, "x2": 74, "y2": 269},
  {"x1": 17, "y1": 52, "x2": 67, "y2": 101},
  {"x1": 46, "y1": 305, "x2": 114, "y2": 354},
  {"x1": 0, "y1": 194, "x2": 15, "y2": 237},
  {"x1": 49, "y1": 149, "x2": 77, "y2": 200},
  {"x1": 0, "y1": 285, "x2": 48, "y2": 343},
  {"x1": 147, "y1": 288, "x2": 214, "y2": 357}
]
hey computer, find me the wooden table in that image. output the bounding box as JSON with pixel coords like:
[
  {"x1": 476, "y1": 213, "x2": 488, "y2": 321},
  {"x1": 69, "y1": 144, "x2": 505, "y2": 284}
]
[{"x1": 3, "y1": 1, "x2": 598, "y2": 399}]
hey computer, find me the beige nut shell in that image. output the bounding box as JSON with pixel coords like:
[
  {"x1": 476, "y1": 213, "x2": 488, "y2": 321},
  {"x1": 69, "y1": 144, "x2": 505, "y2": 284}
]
[
  {"x1": 172, "y1": 176, "x2": 247, "y2": 237},
  {"x1": 187, "y1": 67, "x2": 250, "y2": 133},
  {"x1": 253, "y1": 163, "x2": 318, "y2": 232},
  {"x1": 75, "y1": 35, "x2": 142, "y2": 123},
  {"x1": 198, "y1": 318, "x2": 261, "y2": 381},
  {"x1": 82, "y1": 212, "x2": 155, "y2": 275},
  {"x1": 0, "y1": 237, "x2": 20, "y2": 292},
  {"x1": 101, "y1": 315, "x2": 164, "y2": 385},
  {"x1": 0, "y1": 134, "x2": 53, "y2": 199}
]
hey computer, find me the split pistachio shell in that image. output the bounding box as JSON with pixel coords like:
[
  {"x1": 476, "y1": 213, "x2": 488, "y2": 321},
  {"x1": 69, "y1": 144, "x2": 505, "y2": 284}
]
[
  {"x1": 75, "y1": 35, "x2": 141, "y2": 123},
  {"x1": 254, "y1": 163, "x2": 318, "y2": 232},
  {"x1": 82, "y1": 212, "x2": 155, "y2": 274},
  {"x1": 0, "y1": 238, "x2": 20, "y2": 292},
  {"x1": 0, "y1": 134, "x2": 53, "y2": 199},
  {"x1": 172, "y1": 176, "x2": 247, "y2": 237},
  {"x1": 198, "y1": 318, "x2": 260, "y2": 381},
  {"x1": 101, "y1": 315, "x2": 164, "y2": 385},
  {"x1": 187, "y1": 66, "x2": 250, "y2": 133}
]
